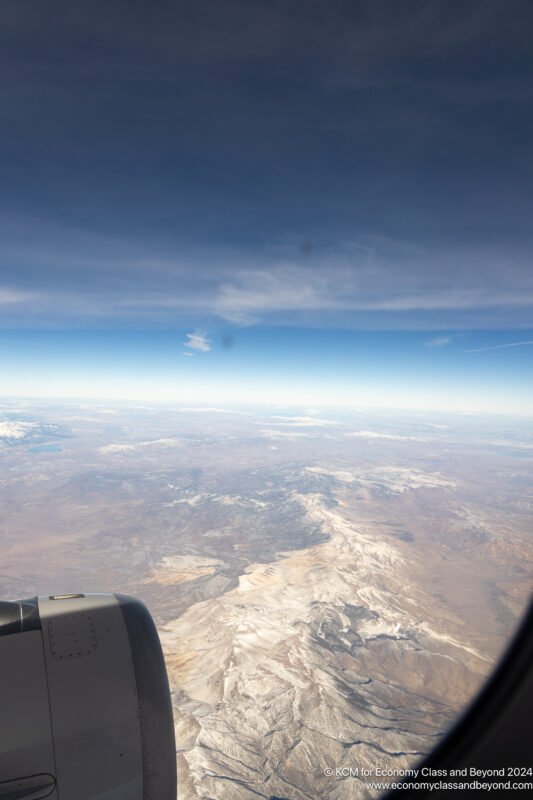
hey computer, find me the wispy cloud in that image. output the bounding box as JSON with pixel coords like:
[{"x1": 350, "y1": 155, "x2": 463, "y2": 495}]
[
  {"x1": 1, "y1": 219, "x2": 532, "y2": 331},
  {"x1": 184, "y1": 331, "x2": 211, "y2": 353},
  {"x1": 213, "y1": 257, "x2": 533, "y2": 328},
  {"x1": 425, "y1": 336, "x2": 451, "y2": 348},
  {"x1": 464, "y1": 340, "x2": 533, "y2": 353},
  {"x1": 0, "y1": 288, "x2": 34, "y2": 304},
  {"x1": 214, "y1": 265, "x2": 337, "y2": 325}
]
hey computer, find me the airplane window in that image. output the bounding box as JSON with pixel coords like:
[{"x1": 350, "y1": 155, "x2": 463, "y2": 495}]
[{"x1": 0, "y1": 2, "x2": 532, "y2": 798}]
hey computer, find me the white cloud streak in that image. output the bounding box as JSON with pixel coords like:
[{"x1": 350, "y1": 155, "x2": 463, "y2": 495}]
[
  {"x1": 184, "y1": 331, "x2": 211, "y2": 352},
  {"x1": 0, "y1": 288, "x2": 35, "y2": 304},
  {"x1": 464, "y1": 341, "x2": 533, "y2": 353},
  {"x1": 213, "y1": 262, "x2": 533, "y2": 326}
]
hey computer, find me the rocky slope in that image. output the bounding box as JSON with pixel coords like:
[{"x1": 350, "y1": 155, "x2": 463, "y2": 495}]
[{"x1": 161, "y1": 490, "x2": 489, "y2": 799}]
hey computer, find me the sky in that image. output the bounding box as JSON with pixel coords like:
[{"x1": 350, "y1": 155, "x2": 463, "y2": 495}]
[{"x1": 0, "y1": 0, "x2": 532, "y2": 413}]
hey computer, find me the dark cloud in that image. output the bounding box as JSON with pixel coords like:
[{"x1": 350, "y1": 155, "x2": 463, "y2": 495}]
[{"x1": 0, "y1": 1, "x2": 532, "y2": 328}]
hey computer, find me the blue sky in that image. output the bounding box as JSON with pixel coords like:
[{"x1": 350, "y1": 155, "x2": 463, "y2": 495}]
[
  {"x1": 0, "y1": 1, "x2": 532, "y2": 413},
  {"x1": 1, "y1": 328, "x2": 531, "y2": 414}
]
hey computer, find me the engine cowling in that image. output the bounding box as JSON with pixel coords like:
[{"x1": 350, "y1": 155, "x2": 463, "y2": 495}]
[{"x1": 0, "y1": 593, "x2": 176, "y2": 799}]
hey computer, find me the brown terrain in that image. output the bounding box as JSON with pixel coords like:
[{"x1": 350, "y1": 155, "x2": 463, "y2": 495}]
[{"x1": 0, "y1": 402, "x2": 531, "y2": 798}]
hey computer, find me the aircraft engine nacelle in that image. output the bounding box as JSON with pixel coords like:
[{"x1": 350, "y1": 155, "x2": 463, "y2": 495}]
[{"x1": 0, "y1": 593, "x2": 176, "y2": 800}]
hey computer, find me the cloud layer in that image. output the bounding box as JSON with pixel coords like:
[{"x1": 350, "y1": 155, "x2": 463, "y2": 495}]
[
  {"x1": 0, "y1": 2, "x2": 532, "y2": 333},
  {"x1": 0, "y1": 234, "x2": 532, "y2": 331}
]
